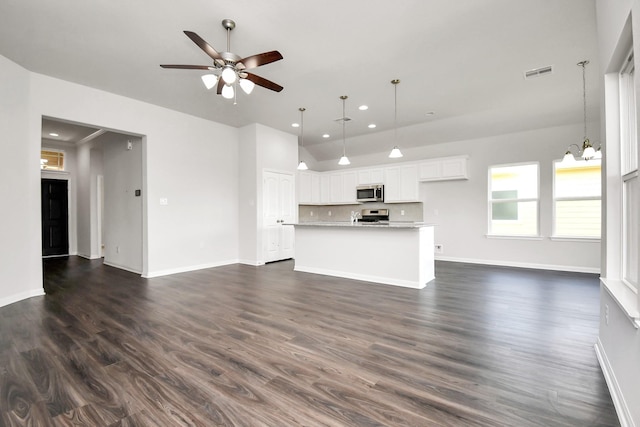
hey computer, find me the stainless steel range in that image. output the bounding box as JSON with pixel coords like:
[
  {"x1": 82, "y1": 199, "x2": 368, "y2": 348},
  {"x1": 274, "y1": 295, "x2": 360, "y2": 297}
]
[{"x1": 360, "y1": 208, "x2": 389, "y2": 223}]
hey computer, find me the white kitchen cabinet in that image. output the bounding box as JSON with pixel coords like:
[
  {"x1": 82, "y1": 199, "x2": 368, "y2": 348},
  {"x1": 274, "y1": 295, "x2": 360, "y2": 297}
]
[
  {"x1": 357, "y1": 168, "x2": 385, "y2": 185},
  {"x1": 320, "y1": 174, "x2": 330, "y2": 204},
  {"x1": 384, "y1": 165, "x2": 419, "y2": 203},
  {"x1": 327, "y1": 171, "x2": 358, "y2": 204},
  {"x1": 298, "y1": 171, "x2": 321, "y2": 204},
  {"x1": 419, "y1": 155, "x2": 468, "y2": 181}
]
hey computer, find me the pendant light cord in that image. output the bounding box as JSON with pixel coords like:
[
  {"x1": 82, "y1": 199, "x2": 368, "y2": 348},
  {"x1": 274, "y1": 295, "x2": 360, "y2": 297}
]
[
  {"x1": 342, "y1": 96, "x2": 347, "y2": 157},
  {"x1": 394, "y1": 81, "x2": 398, "y2": 143},
  {"x1": 580, "y1": 61, "x2": 588, "y2": 141}
]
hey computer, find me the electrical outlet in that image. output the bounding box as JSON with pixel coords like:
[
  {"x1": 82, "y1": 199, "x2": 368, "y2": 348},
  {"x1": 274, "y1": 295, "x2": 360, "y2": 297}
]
[
  {"x1": 401, "y1": 210, "x2": 405, "y2": 216},
  {"x1": 434, "y1": 244, "x2": 443, "y2": 254},
  {"x1": 328, "y1": 210, "x2": 332, "y2": 216},
  {"x1": 605, "y1": 304, "x2": 609, "y2": 325},
  {"x1": 310, "y1": 211, "x2": 314, "y2": 217},
  {"x1": 116, "y1": 246, "x2": 120, "y2": 254}
]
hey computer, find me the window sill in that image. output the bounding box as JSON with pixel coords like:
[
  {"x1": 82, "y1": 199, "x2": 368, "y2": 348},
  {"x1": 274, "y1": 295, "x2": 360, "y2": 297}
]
[
  {"x1": 485, "y1": 234, "x2": 543, "y2": 241},
  {"x1": 600, "y1": 278, "x2": 640, "y2": 329},
  {"x1": 550, "y1": 236, "x2": 601, "y2": 243}
]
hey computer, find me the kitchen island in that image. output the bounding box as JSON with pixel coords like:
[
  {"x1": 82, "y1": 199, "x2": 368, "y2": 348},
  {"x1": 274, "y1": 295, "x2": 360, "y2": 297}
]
[{"x1": 291, "y1": 222, "x2": 435, "y2": 289}]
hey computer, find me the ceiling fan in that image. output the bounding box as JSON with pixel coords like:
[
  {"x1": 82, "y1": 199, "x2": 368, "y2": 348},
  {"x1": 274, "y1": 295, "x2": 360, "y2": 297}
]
[{"x1": 161, "y1": 19, "x2": 283, "y2": 99}]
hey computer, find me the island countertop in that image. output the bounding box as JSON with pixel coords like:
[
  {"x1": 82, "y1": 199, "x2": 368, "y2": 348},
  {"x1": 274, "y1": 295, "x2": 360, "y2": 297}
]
[{"x1": 290, "y1": 221, "x2": 434, "y2": 229}]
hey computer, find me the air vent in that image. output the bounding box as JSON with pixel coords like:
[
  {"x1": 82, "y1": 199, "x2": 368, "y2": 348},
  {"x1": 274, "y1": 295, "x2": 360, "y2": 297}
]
[
  {"x1": 334, "y1": 116, "x2": 352, "y2": 124},
  {"x1": 524, "y1": 65, "x2": 553, "y2": 79}
]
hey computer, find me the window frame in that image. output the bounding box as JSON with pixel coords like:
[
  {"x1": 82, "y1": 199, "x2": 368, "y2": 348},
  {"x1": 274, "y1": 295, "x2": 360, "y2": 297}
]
[
  {"x1": 487, "y1": 162, "x2": 540, "y2": 238},
  {"x1": 551, "y1": 159, "x2": 602, "y2": 240},
  {"x1": 40, "y1": 148, "x2": 66, "y2": 171}
]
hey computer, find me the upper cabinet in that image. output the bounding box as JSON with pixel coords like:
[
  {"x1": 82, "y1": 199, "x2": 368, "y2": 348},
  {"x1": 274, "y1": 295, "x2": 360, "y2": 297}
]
[
  {"x1": 328, "y1": 171, "x2": 357, "y2": 204},
  {"x1": 298, "y1": 171, "x2": 322, "y2": 205},
  {"x1": 298, "y1": 155, "x2": 469, "y2": 205},
  {"x1": 384, "y1": 164, "x2": 419, "y2": 203},
  {"x1": 419, "y1": 155, "x2": 468, "y2": 182},
  {"x1": 357, "y1": 168, "x2": 384, "y2": 185}
]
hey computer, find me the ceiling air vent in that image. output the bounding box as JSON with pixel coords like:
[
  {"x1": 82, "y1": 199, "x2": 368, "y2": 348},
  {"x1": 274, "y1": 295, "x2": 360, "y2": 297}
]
[{"x1": 524, "y1": 65, "x2": 553, "y2": 79}]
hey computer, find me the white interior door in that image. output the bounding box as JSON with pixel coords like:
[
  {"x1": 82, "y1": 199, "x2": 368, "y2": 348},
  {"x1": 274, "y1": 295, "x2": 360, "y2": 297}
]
[{"x1": 264, "y1": 171, "x2": 295, "y2": 263}]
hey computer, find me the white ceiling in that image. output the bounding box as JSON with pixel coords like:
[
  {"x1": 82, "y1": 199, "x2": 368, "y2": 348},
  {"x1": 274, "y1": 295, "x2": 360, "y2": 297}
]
[{"x1": 0, "y1": 0, "x2": 599, "y2": 162}]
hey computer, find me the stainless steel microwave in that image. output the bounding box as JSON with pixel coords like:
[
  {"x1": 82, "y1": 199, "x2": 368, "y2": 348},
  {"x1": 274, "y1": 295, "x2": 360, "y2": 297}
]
[{"x1": 356, "y1": 184, "x2": 384, "y2": 202}]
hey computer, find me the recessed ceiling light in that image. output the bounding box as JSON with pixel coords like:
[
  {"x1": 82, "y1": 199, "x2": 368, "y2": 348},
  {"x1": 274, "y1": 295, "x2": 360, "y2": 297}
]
[
  {"x1": 368, "y1": 124, "x2": 376, "y2": 129},
  {"x1": 322, "y1": 134, "x2": 330, "y2": 138},
  {"x1": 49, "y1": 133, "x2": 59, "y2": 137},
  {"x1": 291, "y1": 123, "x2": 300, "y2": 128},
  {"x1": 359, "y1": 105, "x2": 368, "y2": 111}
]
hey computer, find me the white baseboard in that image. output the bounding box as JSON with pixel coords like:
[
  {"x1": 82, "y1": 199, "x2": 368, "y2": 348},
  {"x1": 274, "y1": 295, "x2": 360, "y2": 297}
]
[
  {"x1": 102, "y1": 261, "x2": 142, "y2": 275},
  {"x1": 594, "y1": 339, "x2": 634, "y2": 427},
  {"x1": 434, "y1": 255, "x2": 600, "y2": 274},
  {"x1": 143, "y1": 259, "x2": 239, "y2": 278},
  {"x1": 238, "y1": 259, "x2": 263, "y2": 266},
  {"x1": 0, "y1": 288, "x2": 45, "y2": 308}
]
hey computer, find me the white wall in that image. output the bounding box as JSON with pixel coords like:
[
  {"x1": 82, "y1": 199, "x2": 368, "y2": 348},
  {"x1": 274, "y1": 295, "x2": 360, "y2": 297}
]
[
  {"x1": 101, "y1": 133, "x2": 142, "y2": 273},
  {"x1": 595, "y1": 1, "x2": 640, "y2": 426},
  {"x1": 0, "y1": 55, "x2": 241, "y2": 303},
  {"x1": 76, "y1": 140, "x2": 103, "y2": 259},
  {"x1": 0, "y1": 55, "x2": 44, "y2": 306}
]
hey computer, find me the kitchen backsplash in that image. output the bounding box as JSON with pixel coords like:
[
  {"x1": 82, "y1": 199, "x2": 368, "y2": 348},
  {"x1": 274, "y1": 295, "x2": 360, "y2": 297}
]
[{"x1": 298, "y1": 202, "x2": 423, "y2": 223}]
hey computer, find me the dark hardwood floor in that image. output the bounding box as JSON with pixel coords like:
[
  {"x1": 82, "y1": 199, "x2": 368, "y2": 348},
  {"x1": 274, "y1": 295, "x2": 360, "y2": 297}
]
[{"x1": 0, "y1": 257, "x2": 619, "y2": 426}]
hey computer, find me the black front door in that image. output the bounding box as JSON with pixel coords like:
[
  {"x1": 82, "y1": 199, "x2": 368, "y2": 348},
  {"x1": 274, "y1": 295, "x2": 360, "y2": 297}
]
[{"x1": 41, "y1": 179, "x2": 69, "y2": 257}]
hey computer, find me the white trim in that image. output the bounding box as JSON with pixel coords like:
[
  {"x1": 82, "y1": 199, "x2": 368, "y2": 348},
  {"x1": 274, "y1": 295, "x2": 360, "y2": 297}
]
[
  {"x1": 293, "y1": 265, "x2": 430, "y2": 289},
  {"x1": 434, "y1": 256, "x2": 600, "y2": 274},
  {"x1": 600, "y1": 277, "x2": 640, "y2": 328},
  {"x1": 549, "y1": 236, "x2": 601, "y2": 243},
  {"x1": 142, "y1": 259, "x2": 239, "y2": 278},
  {"x1": 594, "y1": 339, "x2": 634, "y2": 427},
  {"x1": 0, "y1": 289, "x2": 45, "y2": 308},
  {"x1": 102, "y1": 261, "x2": 142, "y2": 275},
  {"x1": 238, "y1": 259, "x2": 264, "y2": 266},
  {"x1": 485, "y1": 234, "x2": 543, "y2": 240}
]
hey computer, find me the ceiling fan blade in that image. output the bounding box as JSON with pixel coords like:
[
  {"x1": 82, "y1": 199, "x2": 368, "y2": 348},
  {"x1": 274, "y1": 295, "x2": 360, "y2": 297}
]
[
  {"x1": 238, "y1": 50, "x2": 283, "y2": 70},
  {"x1": 183, "y1": 31, "x2": 224, "y2": 64},
  {"x1": 244, "y1": 73, "x2": 283, "y2": 92},
  {"x1": 216, "y1": 77, "x2": 225, "y2": 95},
  {"x1": 160, "y1": 64, "x2": 214, "y2": 70}
]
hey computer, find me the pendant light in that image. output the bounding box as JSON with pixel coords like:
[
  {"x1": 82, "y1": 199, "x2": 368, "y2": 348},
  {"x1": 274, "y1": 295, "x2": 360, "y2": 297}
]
[
  {"x1": 389, "y1": 79, "x2": 404, "y2": 158},
  {"x1": 561, "y1": 60, "x2": 601, "y2": 163},
  {"x1": 297, "y1": 107, "x2": 309, "y2": 170},
  {"x1": 338, "y1": 95, "x2": 350, "y2": 166}
]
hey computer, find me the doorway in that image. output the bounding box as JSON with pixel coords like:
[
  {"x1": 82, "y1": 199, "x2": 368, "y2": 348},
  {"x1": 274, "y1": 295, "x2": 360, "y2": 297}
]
[{"x1": 41, "y1": 178, "x2": 69, "y2": 257}]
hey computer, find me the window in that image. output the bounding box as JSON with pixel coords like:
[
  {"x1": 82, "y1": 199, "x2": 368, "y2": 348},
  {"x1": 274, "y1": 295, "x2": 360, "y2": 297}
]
[
  {"x1": 620, "y1": 50, "x2": 638, "y2": 291},
  {"x1": 488, "y1": 163, "x2": 539, "y2": 236},
  {"x1": 41, "y1": 149, "x2": 65, "y2": 171},
  {"x1": 553, "y1": 160, "x2": 601, "y2": 238}
]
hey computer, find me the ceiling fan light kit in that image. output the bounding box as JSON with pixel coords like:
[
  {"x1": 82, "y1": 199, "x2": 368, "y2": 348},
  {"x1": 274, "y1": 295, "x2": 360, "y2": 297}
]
[{"x1": 160, "y1": 19, "x2": 283, "y2": 100}]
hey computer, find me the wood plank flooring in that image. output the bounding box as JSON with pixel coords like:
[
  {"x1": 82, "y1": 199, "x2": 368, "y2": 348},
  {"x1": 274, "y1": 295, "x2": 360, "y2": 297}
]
[{"x1": 0, "y1": 257, "x2": 619, "y2": 426}]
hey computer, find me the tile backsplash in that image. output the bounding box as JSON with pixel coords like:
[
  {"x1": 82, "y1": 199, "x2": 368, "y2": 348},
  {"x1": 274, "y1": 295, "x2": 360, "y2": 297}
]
[{"x1": 299, "y1": 202, "x2": 423, "y2": 223}]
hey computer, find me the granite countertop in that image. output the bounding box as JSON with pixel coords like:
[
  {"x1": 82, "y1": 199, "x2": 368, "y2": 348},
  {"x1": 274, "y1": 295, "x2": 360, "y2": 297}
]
[{"x1": 289, "y1": 221, "x2": 433, "y2": 229}]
